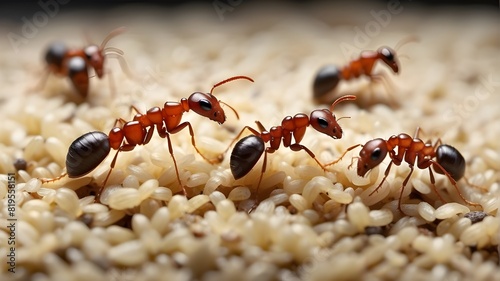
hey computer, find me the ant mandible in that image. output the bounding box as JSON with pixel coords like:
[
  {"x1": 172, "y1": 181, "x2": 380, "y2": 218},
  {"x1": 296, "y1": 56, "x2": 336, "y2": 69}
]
[
  {"x1": 41, "y1": 75, "x2": 254, "y2": 201},
  {"x1": 225, "y1": 95, "x2": 356, "y2": 199},
  {"x1": 335, "y1": 128, "x2": 481, "y2": 212},
  {"x1": 40, "y1": 27, "x2": 128, "y2": 98},
  {"x1": 312, "y1": 37, "x2": 416, "y2": 104}
]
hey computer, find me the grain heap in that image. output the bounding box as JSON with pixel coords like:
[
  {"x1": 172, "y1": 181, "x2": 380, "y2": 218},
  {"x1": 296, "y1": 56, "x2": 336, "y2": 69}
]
[{"x1": 0, "y1": 3, "x2": 499, "y2": 281}]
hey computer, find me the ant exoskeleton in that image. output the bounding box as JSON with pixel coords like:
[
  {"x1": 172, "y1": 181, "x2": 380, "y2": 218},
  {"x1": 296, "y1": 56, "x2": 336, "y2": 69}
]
[
  {"x1": 312, "y1": 37, "x2": 417, "y2": 105},
  {"x1": 336, "y1": 128, "x2": 481, "y2": 212},
  {"x1": 39, "y1": 27, "x2": 128, "y2": 98},
  {"x1": 225, "y1": 95, "x2": 356, "y2": 200},
  {"x1": 40, "y1": 75, "x2": 254, "y2": 201}
]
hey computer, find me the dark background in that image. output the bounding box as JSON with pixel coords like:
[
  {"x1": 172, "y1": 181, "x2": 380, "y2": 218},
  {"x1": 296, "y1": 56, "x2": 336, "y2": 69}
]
[{"x1": 0, "y1": 0, "x2": 498, "y2": 22}]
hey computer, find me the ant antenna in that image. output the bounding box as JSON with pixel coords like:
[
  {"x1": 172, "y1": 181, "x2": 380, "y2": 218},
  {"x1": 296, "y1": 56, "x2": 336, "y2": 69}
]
[
  {"x1": 329, "y1": 95, "x2": 357, "y2": 111},
  {"x1": 100, "y1": 26, "x2": 127, "y2": 50},
  {"x1": 336, "y1": 116, "x2": 351, "y2": 122},
  {"x1": 221, "y1": 101, "x2": 240, "y2": 120},
  {"x1": 104, "y1": 47, "x2": 124, "y2": 55},
  {"x1": 394, "y1": 35, "x2": 419, "y2": 52},
  {"x1": 210, "y1": 75, "x2": 254, "y2": 95}
]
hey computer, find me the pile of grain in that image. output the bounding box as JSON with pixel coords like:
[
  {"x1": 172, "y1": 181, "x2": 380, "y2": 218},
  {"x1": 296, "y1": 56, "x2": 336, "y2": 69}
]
[{"x1": 0, "y1": 3, "x2": 499, "y2": 280}]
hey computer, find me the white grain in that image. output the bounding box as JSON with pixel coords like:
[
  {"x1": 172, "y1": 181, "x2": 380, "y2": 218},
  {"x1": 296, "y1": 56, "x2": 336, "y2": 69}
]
[
  {"x1": 326, "y1": 189, "x2": 353, "y2": 204},
  {"x1": 150, "y1": 186, "x2": 173, "y2": 202},
  {"x1": 417, "y1": 201, "x2": 436, "y2": 222},
  {"x1": 186, "y1": 194, "x2": 210, "y2": 213},
  {"x1": 108, "y1": 240, "x2": 148, "y2": 266},
  {"x1": 45, "y1": 137, "x2": 66, "y2": 165},
  {"x1": 138, "y1": 179, "x2": 159, "y2": 200},
  {"x1": 168, "y1": 195, "x2": 188, "y2": 220},
  {"x1": 289, "y1": 194, "x2": 308, "y2": 212},
  {"x1": 216, "y1": 199, "x2": 236, "y2": 221},
  {"x1": 55, "y1": 188, "x2": 82, "y2": 217},
  {"x1": 151, "y1": 207, "x2": 171, "y2": 235},
  {"x1": 228, "y1": 186, "x2": 251, "y2": 201},
  {"x1": 368, "y1": 209, "x2": 393, "y2": 226},
  {"x1": 186, "y1": 173, "x2": 209, "y2": 187},
  {"x1": 434, "y1": 203, "x2": 470, "y2": 220},
  {"x1": 108, "y1": 187, "x2": 142, "y2": 210},
  {"x1": 347, "y1": 201, "x2": 370, "y2": 232}
]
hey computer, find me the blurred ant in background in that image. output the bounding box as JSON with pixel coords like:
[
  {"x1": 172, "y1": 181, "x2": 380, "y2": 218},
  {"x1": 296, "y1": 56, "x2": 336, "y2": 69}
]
[
  {"x1": 36, "y1": 27, "x2": 130, "y2": 98},
  {"x1": 312, "y1": 37, "x2": 417, "y2": 107}
]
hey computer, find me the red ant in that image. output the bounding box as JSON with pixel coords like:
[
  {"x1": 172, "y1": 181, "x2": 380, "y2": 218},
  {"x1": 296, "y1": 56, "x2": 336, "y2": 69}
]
[
  {"x1": 335, "y1": 128, "x2": 481, "y2": 212},
  {"x1": 38, "y1": 27, "x2": 128, "y2": 98},
  {"x1": 41, "y1": 76, "x2": 254, "y2": 201},
  {"x1": 225, "y1": 95, "x2": 356, "y2": 199},
  {"x1": 312, "y1": 37, "x2": 417, "y2": 104}
]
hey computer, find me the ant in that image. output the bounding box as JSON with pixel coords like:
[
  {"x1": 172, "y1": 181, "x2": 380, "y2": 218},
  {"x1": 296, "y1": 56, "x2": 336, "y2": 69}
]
[
  {"x1": 38, "y1": 27, "x2": 128, "y2": 98},
  {"x1": 40, "y1": 75, "x2": 254, "y2": 201},
  {"x1": 312, "y1": 37, "x2": 417, "y2": 105},
  {"x1": 224, "y1": 95, "x2": 356, "y2": 200},
  {"x1": 336, "y1": 128, "x2": 481, "y2": 212}
]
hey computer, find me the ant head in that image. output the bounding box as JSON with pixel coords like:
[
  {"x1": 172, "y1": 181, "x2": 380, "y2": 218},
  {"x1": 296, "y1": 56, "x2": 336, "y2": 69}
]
[
  {"x1": 310, "y1": 109, "x2": 343, "y2": 139},
  {"x1": 83, "y1": 27, "x2": 127, "y2": 79},
  {"x1": 84, "y1": 45, "x2": 105, "y2": 78},
  {"x1": 377, "y1": 47, "x2": 399, "y2": 74},
  {"x1": 188, "y1": 92, "x2": 226, "y2": 124},
  {"x1": 309, "y1": 95, "x2": 356, "y2": 139},
  {"x1": 357, "y1": 138, "x2": 388, "y2": 177}
]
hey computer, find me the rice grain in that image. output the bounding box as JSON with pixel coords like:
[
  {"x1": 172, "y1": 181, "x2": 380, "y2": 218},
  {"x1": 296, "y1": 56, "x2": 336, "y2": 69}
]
[
  {"x1": 434, "y1": 203, "x2": 470, "y2": 220},
  {"x1": 108, "y1": 240, "x2": 148, "y2": 266}
]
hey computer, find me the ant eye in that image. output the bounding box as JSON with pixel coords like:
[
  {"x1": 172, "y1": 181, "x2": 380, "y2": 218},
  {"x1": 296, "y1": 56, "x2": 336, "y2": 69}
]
[
  {"x1": 381, "y1": 48, "x2": 394, "y2": 61},
  {"x1": 199, "y1": 99, "x2": 212, "y2": 111},
  {"x1": 317, "y1": 117, "x2": 329, "y2": 128},
  {"x1": 371, "y1": 148, "x2": 382, "y2": 160},
  {"x1": 85, "y1": 45, "x2": 99, "y2": 59}
]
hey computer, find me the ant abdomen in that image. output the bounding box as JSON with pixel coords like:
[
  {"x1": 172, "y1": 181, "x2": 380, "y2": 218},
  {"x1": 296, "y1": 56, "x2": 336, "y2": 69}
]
[
  {"x1": 230, "y1": 135, "x2": 265, "y2": 180},
  {"x1": 45, "y1": 42, "x2": 67, "y2": 70},
  {"x1": 434, "y1": 144, "x2": 466, "y2": 181},
  {"x1": 312, "y1": 64, "x2": 341, "y2": 99},
  {"x1": 66, "y1": 131, "x2": 110, "y2": 178}
]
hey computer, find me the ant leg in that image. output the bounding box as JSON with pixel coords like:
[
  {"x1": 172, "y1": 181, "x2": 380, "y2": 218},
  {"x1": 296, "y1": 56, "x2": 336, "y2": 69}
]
[
  {"x1": 97, "y1": 144, "x2": 135, "y2": 202},
  {"x1": 288, "y1": 143, "x2": 327, "y2": 171},
  {"x1": 463, "y1": 176, "x2": 488, "y2": 192},
  {"x1": 325, "y1": 144, "x2": 362, "y2": 167},
  {"x1": 371, "y1": 72, "x2": 399, "y2": 107},
  {"x1": 255, "y1": 149, "x2": 268, "y2": 197},
  {"x1": 248, "y1": 149, "x2": 268, "y2": 213},
  {"x1": 398, "y1": 166, "x2": 414, "y2": 213},
  {"x1": 432, "y1": 138, "x2": 443, "y2": 150},
  {"x1": 430, "y1": 161, "x2": 481, "y2": 207},
  {"x1": 40, "y1": 172, "x2": 68, "y2": 184},
  {"x1": 427, "y1": 166, "x2": 447, "y2": 204},
  {"x1": 369, "y1": 161, "x2": 394, "y2": 196},
  {"x1": 113, "y1": 118, "x2": 128, "y2": 128},
  {"x1": 413, "y1": 127, "x2": 421, "y2": 139},
  {"x1": 169, "y1": 122, "x2": 222, "y2": 164},
  {"x1": 255, "y1": 121, "x2": 268, "y2": 132},
  {"x1": 348, "y1": 157, "x2": 359, "y2": 170},
  {"x1": 28, "y1": 68, "x2": 51, "y2": 94},
  {"x1": 163, "y1": 133, "x2": 187, "y2": 197}
]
